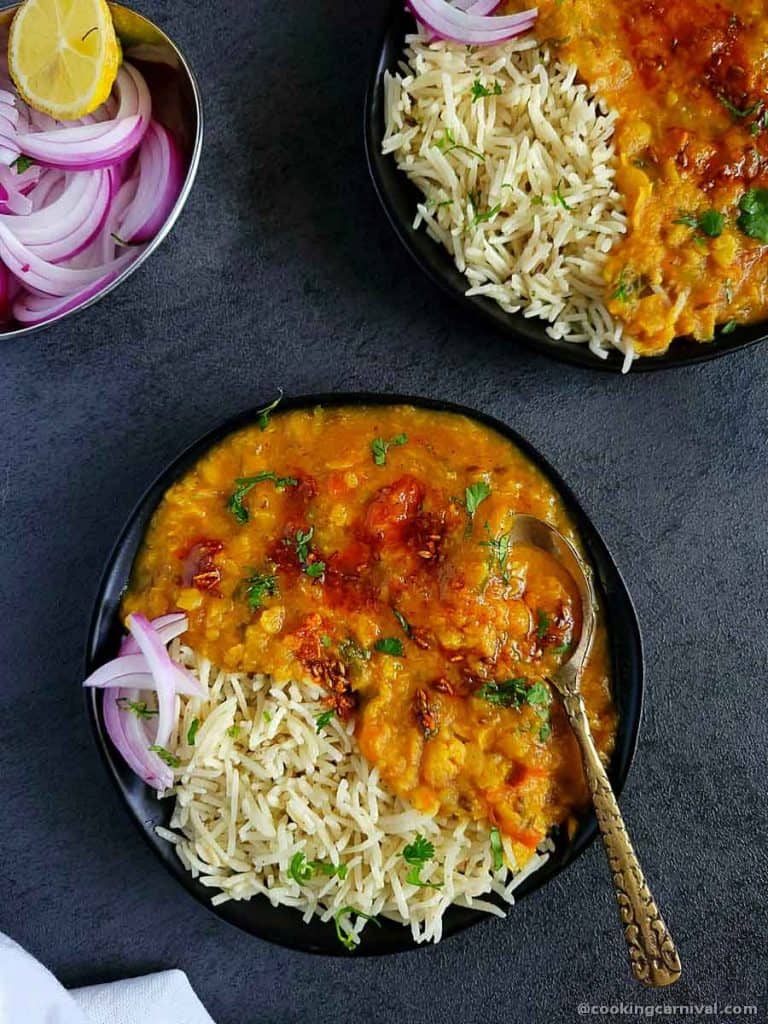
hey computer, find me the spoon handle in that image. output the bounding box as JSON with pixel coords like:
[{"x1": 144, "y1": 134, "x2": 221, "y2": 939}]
[{"x1": 562, "y1": 691, "x2": 682, "y2": 987}]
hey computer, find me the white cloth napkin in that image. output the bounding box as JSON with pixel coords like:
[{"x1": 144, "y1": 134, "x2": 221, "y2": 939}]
[{"x1": 0, "y1": 932, "x2": 215, "y2": 1024}]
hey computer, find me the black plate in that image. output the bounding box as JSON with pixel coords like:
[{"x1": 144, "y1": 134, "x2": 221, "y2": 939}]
[
  {"x1": 86, "y1": 392, "x2": 643, "y2": 955},
  {"x1": 364, "y1": 5, "x2": 768, "y2": 371}
]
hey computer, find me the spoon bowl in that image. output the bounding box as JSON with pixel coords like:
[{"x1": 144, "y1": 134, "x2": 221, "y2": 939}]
[{"x1": 511, "y1": 513, "x2": 682, "y2": 988}]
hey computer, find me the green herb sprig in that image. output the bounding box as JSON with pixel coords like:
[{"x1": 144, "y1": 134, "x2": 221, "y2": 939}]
[
  {"x1": 480, "y1": 523, "x2": 513, "y2": 584},
  {"x1": 149, "y1": 745, "x2": 180, "y2": 767},
  {"x1": 672, "y1": 209, "x2": 724, "y2": 238},
  {"x1": 244, "y1": 570, "x2": 278, "y2": 610},
  {"x1": 334, "y1": 906, "x2": 380, "y2": 951},
  {"x1": 116, "y1": 698, "x2": 157, "y2": 719},
  {"x1": 402, "y1": 835, "x2": 443, "y2": 889},
  {"x1": 489, "y1": 826, "x2": 504, "y2": 871},
  {"x1": 289, "y1": 852, "x2": 348, "y2": 886},
  {"x1": 470, "y1": 78, "x2": 502, "y2": 102},
  {"x1": 371, "y1": 432, "x2": 408, "y2": 466},
  {"x1": 255, "y1": 391, "x2": 283, "y2": 430},
  {"x1": 374, "y1": 637, "x2": 404, "y2": 657},
  {"x1": 227, "y1": 471, "x2": 298, "y2": 524},
  {"x1": 294, "y1": 526, "x2": 326, "y2": 578},
  {"x1": 315, "y1": 709, "x2": 335, "y2": 732},
  {"x1": 737, "y1": 188, "x2": 768, "y2": 243}
]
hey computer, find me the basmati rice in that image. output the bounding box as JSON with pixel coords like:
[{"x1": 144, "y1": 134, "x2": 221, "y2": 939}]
[
  {"x1": 157, "y1": 641, "x2": 550, "y2": 947},
  {"x1": 382, "y1": 32, "x2": 636, "y2": 371}
]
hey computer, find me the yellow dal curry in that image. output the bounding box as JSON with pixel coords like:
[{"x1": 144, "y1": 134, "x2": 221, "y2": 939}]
[
  {"x1": 124, "y1": 406, "x2": 616, "y2": 868},
  {"x1": 506, "y1": 0, "x2": 768, "y2": 355}
]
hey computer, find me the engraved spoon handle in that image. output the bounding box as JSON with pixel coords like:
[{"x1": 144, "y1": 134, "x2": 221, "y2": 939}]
[{"x1": 561, "y1": 691, "x2": 682, "y2": 987}]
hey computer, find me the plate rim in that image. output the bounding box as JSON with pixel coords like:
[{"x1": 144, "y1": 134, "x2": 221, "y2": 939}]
[
  {"x1": 362, "y1": 3, "x2": 768, "y2": 372},
  {"x1": 84, "y1": 391, "x2": 644, "y2": 956}
]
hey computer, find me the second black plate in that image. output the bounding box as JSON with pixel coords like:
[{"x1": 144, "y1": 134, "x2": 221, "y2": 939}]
[{"x1": 364, "y1": 5, "x2": 768, "y2": 372}]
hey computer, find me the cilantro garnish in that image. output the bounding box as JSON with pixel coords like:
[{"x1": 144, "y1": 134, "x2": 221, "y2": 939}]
[
  {"x1": 320, "y1": 634, "x2": 332, "y2": 647},
  {"x1": 294, "y1": 526, "x2": 326, "y2": 578},
  {"x1": 339, "y1": 637, "x2": 371, "y2": 662},
  {"x1": 489, "y1": 826, "x2": 504, "y2": 871},
  {"x1": 371, "y1": 432, "x2": 407, "y2": 466},
  {"x1": 11, "y1": 155, "x2": 33, "y2": 174},
  {"x1": 672, "y1": 209, "x2": 724, "y2": 238},
  {"x1": 227, "y1": 471, "x2": 298, "y2": 524},
  {"x1": 474, "y1": 678, "x2": 528, "y2": 707},
  {"x1": 374, "y1": 637, "x2": 404, "y2": 657},
  {"x1": 551, "y1": 181, "x2": 571, "y2": 210},
  {"x1": 717, "y1": 92, "x2": 761, "y2": 120},
  {"x1": 315, "y1": 709, "x2": 335, "y2": 732},
  {"x1": 117, "y1": 698, "x2": 157, "y2": 719},
  {"x1": 721, "y1": 319, "x2": 738, "y2": 335},
  {"x1": 393, "y1": 608, "x2": 412, "y2": 637},
  {"x1": 472, "y1": 203, "x2": 501, "y2": 225},
  {"x1": 552, "y1": 642, "x2": 570, "y2": 656},
  {"x1": 480, "y1": 523, "x2": 513, "y2": 584},
  {"x1": 334, "y1": 906, "x2": 380, "y2": 951},
  {"x1": 255, "y1": 391, "x2": 283, "y2": 431},
  {"x1": 463, "y1": 481, "x2": 491, "y2": 535},
  {"x1": 611, "y1": 267, "x2": 641, "y2": 302},
  {"x1": 536, "y1": 610, "x2": 550, "y2": 639},
  {"x1": 244, "y1": 570, "x2": 278, "y2": 610},
  {"x1": 288, "y1": 852, "x2": 349, "y2": 885},
  {"x1": 737, "y1": 188, "x2": 768, "y2": 243},
  {"x1": 149, "y1": 745, "x2": 180, "y2": 767},
  {"x1": 226, "y1": 724, "x2": 240, "y2": 739},
  {"x1": 470, "y1": 78, "x2": 502, "y2": 102},
  {"x1": 187, "y1": 718, "x2": 199, "y2": 745},
  {"x1": 402, "y1": 835, "x2": 443, "y2": 889},
  {"x1": 435, "y1": 127, "x2": 485, "y2": 162},
  {"x1": 263, "y1": 710, "x2": 272, "y2": 723}
]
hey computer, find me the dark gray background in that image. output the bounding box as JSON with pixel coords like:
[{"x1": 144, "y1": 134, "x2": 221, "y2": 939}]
[{"x1": 1, "y1": 1, "x2": 766, "y2": 1022}]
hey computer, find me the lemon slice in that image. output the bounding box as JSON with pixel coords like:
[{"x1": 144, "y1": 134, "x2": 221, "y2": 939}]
[{"x1": 8, "y1": 0, "x2": 120, "y2": 121}]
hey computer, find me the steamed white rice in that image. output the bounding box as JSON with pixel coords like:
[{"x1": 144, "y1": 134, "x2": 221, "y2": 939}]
[
  {"x1": 157, "y1": 641, "x2": 550, "y2": 947},
  {"x1": 382, "y1": 32, "x2": 636, "y2": 371}
]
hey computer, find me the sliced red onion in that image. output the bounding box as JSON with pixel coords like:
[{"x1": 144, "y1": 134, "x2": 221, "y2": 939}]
[
  {"x1": 406, "y1": 0, "x2": 537, "y2": 43},
  {"x1": 12, "y1": 271, "x2": 125, "y2": 324},
  {"x1": 119, "y1": 612, "x2": 189, "y2": 654},
  {"x1": 126, "y1": 613, "x2": 185, "y2": 748},
  {"x1": 117, "y1": 121, "x2": 184, "y2": 244},
  {"x1": 103, "y1": 686, "x2": 174, "y2": 791},
  {"x1": 0, "y1": 261, "x2": 13, "y2": 322},
  {"x1": 452, "y1": 0, "x2": 504, "y2": 12},
  {"x1": 12, "y1": 65, "x2": 151, "y2": 171},
  {"x1": 0, "y1": 219, "x2": 134, "y2": 296}
]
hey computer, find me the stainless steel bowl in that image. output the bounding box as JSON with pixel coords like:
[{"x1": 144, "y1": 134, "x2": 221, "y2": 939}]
[{"x1": 0, "y1": 2, "x2": 203, "y2": 340}]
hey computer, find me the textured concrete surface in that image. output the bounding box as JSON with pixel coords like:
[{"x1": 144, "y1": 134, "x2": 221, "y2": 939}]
[{"x1": 0, "y1": 1, "x2": 766, "y2": 1022}]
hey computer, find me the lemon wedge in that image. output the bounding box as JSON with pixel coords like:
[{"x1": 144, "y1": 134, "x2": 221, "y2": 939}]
[{"x1": 8, "y1": 0, "x2": 120, "y2": 121}]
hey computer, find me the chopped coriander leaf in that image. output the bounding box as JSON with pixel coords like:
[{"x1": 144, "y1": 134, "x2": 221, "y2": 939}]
[
  {"x1": 526, "y1": 681, "x2": 551, "y2": 706},
  {"x1": 339, "y1": 637, "x2": 371, "y2": 662},
  {"x1": 405, "y1": 865, "x2": 443, "y2": 889},
  {"x1": 551, "y1": 181, "x2": 571, "y2": 210},
  {"x1": 464, "y1": 482, "x2": 491, "y2": 531},
  {"x1": 226, "y1": 724, "x2": 241, "y2": 739},
  {"x1": 149, "y1": 745, "x2": 180, "y2": 767},
  {"x1": 611, "y1": 267, "x2": 640, "y2": 302},
  {"x1": 435, "y1": 127, "x2": 485, "y2": 162},
  {"x1": 320, "y1": 634, "x2": 332, "y2": 647},
  {"x1": 539, "y1": 721, "x2": 552, "y2": 742},
  {"x1": 403, "y1": 835, "x2": 435, "y2": 866},
  {"x1": 672, "y1": 209, "x2": 724, "y2": 238},
  {"x1": 472, "y1": 203, "x2": 501, "y2": 225},
  {"x1": 530, "y1": 194, "x2": 545, "y2": 206},
  {"x1": 244, "y1": 570, "x2": 278, "y2": 610},
  {"x1": 737, "y1": 188, "x2": 768, "y2": 243},
  {"x1": 334, "y1": 906, "x2": 381, "y2": 951},
  {"x1": 721, "y1": 319, "x2": 738, "y2": 335},
  {"x1": 305, "y1": 560, "x2": 326, "y2": 578},
  {"x1": 716, "y1": 92, "x2": 761, "y2": 119},
  {"x1": 117, "y1": 698, "x2": 157, "y2": 719},
  {"x1": 480, "y1": 523, "x2": 512, "y2": 584},
  {"x1": 374, "y1": 637, "x2": 404, "y2": 657},
  {"x1": 295, "y1": 526, "x2": 314, "y2": 564},
  {"x1": 263, "y1": 710, "x2": 272, "y2": 723},
  {"x1": 552, "y1": 642, "x2": 570, "y2": 655},
  {"x1": 470, "y1": 78, "x2": 503, "y2": 102},
  {"x1": 288, "y1": 852, "x2": 313, "y2": 885},
  {"x1": 402, "y1": 835, "x2": 442, "y2": 888},
  {"x1": 226, "y1": 471, "x2": 298, "y2": 524},
  {"x1": 489, "y1": 826, "x2": 504, "y2": 871},
  {"x1": 12, "y1": 155, "x2": 34, "y2": 173},
  {"x1": 393, "y1": 608, "x2": 412, "y2": 637},
  {"x1": 371, "y1": 432, "x2": 407, "y2": 466},
  {"x1": 536, "y1": 610, "x2": 550, "y2": 639},
  {"x1": 475, "y1": 677, "x2": 528, "y2": 707},
  {"x1": 255, "y1": 391, "x2": 283, "y2": 430},
  {"x1": 309, "y1": 860, "x2": 348, "y2": 879},
  {"x1": 187, "y1": 718, "x2": 200, "y2": 745},
  {"x1": 315, "y1": 709, "x2": 335, "y2": 732}
]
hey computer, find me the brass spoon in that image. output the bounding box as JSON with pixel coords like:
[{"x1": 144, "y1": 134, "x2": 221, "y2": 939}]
[{"x1": 509, "y1": 514, "x2": 682, "y2": 988}]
